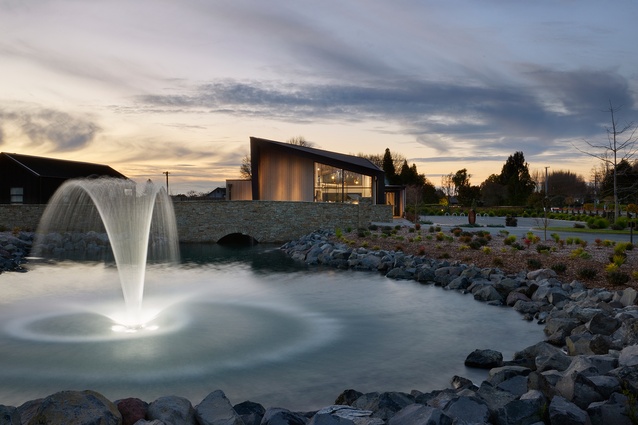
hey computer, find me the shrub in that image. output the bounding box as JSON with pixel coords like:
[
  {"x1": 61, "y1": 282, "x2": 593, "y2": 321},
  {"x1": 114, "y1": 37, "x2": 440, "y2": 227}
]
[
  {"x1": 361, "y1": 241, "x2": 369, "y2": 248},
  {"x1": 368, "y1": 224, "x2": 379, "y2": 231},
  {"x1": 611, "y1": 254, "x2": 627, "y2": 267},
  {"x1": 607, "y1": 270, "x2": 631, "y2": 286},
  {"x1": 536, "y1": 244, "x2": 551, "y2": 253},
  {"x1": 468, "y1": 240, "x2": 482, "y2": 250},
  {"x1": 616, "y1": 242, "x2": 634, "y2": 254},
  {"x1": 428, "y1": 226, "x2": 436, "y2": 233},
  {"x1": 551, "y1": 263, "x2": 567, "y2": 274},
  {"x1": 451, "y1": 227, "x2": 463, "y2": 237},
  {"x1": 570, "y1": 247, "x2": 591, "y2": 259},
  {"x1": 504, "y1": 235, "x2": 517, "y2": 245},
  {"x1": 505, "y1": 215, "x2": 518, "y2": 227},
  {"x1": 573, "y1": 222, "x2": 586, "y2": 229},
  {"x1": 511, "y1": 242, "x2": 525, "y2": 251},
  {"x1": 346, "y1": 226, "x2": 353, "y2": 233},
  {"x1": 603, "y1": 239, "x2": 616, "y2": 247},
  {"x1": 587, "y1": 217, "x2": 609, "y2": 229},
  {"x1": 481, "y1": 246, "x2": 492, "y2": 254},
  {"x1": 527, "y1": 258, "x2": 542, "y2": 270},
  {"x1": 492, "y1": 257, "x2": 504, "y2": 266},
  {"x1": 415, "y1": 223, "x2": 421, "y2": 231},
  {"x1": 335, "y1": 228, "x2": 343, "y2": 239},
  {"x1": 418, "y1": 246, "x2": 426, "y2": 255},
  {"x1": 577, "y1": 267, "x2": 598, "y2": 280},
  {"x1": 408, "y1": 227, "x2": 415, "y2": 233}
]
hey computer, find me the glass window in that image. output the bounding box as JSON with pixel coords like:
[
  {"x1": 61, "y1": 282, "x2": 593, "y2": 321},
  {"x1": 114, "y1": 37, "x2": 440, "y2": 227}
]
[
  {"x1": 10, "y1": 187, "x2": 24, "y2": 204},
  {"x1": 314, "y1": 163, "x2": 373, "y2": 203}
]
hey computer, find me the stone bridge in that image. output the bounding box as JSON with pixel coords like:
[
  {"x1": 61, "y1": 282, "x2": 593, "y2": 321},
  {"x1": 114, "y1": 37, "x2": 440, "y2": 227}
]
[{"x1": 0, "y1": 201, "x2": 392, "y2": 244}]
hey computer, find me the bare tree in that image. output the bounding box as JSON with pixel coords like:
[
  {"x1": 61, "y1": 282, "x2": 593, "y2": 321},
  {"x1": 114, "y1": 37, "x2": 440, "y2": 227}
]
[
  {"x1": 239, "y1": 155, "x2": 252, "y2": 179},
  {"x1": 441, "y1": 173, "x2": 455, "y2": 209},
  {"x1": 287, "y1": 136, "x2": 314, "y2": 147},
  {"x1": 575, "y1": 101, "x2": 638, "y2": 221}
]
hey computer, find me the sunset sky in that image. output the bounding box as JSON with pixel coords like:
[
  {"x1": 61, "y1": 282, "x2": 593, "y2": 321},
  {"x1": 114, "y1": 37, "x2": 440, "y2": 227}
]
[{"x1": 1, "y1": 0, "x2": 637, "y2": 194}]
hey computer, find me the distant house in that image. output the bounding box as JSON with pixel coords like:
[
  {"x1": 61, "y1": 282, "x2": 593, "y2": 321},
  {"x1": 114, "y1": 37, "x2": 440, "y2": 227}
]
[
  {"x1": 226, "y1": 137, "x2": 406, "y2": 215},
  {"x1": 0, "y1": 152, "x2": 126, "y2": 204},
  {"x1": 206, "y1": 187, "x2": 226, "y2": 200}
]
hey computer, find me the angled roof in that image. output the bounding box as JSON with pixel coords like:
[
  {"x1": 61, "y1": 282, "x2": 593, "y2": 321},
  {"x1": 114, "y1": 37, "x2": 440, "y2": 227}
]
[
  {"x1": 1, "y1": 152, "x2": 126, "y2": 179},
  {"x1": 250, "y1": 137, "x2": 384, "y2": 177}
]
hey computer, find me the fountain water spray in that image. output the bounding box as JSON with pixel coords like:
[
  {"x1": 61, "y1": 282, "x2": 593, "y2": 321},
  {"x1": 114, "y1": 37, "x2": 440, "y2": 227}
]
[{"x1": 34, "y1": 178, "x2": 180, "y2": 328}]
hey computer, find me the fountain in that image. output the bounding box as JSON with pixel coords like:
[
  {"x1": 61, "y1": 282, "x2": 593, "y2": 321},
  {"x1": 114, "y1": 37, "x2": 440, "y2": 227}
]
[
  {"x1": 33, "y1": 177, "x2": 180, "y2": 328},
  {"x1": 0, "y1": 179, "x2": 544, "y2": 409}
]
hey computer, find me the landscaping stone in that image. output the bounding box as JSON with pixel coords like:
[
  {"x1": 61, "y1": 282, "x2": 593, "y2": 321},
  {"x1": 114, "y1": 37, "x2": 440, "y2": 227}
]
[
  {"x1": 148, "y1": 395, "x2": 196, "y2": 425},
  {"x1": 196, "y1": 390, "x2": 244, "y2": 425},
  {"x1": 464, "y1": 348, "x2": 503, "y2": 369},
  {"x1": 26, "y1": 390, "x2": 120, "y2": 425},
  {"x1": 232, "y1": 400, "x2": 265, "y2": 425}
]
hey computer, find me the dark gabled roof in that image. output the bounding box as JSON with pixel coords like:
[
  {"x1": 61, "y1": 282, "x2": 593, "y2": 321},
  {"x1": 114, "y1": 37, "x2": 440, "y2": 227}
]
[
  {"x1": 250, "y1": 137, "x2": 384, "y2": 177},
  {"x1": 1, "y1": 152, "x2": 126, "y2": 179}
]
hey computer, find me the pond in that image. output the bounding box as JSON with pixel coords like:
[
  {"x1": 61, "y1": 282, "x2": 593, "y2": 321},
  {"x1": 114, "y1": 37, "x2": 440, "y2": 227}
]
[{"x1": 0, "y1": 244, "x2": 544, "y2": 410}]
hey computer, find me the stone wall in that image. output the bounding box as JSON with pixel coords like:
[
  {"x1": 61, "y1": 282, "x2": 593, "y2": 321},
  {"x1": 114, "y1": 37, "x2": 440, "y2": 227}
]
[{"x1": 0, "y1": 201, "x2": 392, "y2": 243}]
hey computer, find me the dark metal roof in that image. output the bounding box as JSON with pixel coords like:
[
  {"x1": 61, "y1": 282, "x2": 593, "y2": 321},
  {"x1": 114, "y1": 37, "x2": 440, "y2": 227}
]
[
  {"x1": 1, "y1": 152, "x2": 126, "y2": 179},
  {"x1": 250, "y1": 137, "x2": 384, "y2": 176}
]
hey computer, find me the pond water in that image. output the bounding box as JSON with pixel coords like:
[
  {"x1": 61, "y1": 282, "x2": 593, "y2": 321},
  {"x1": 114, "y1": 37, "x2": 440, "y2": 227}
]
[{"x1": 0, "y1": 245, "x2": 544, "y2": 410}]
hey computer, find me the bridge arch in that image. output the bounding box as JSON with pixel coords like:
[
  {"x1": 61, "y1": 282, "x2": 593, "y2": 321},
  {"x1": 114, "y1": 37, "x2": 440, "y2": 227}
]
[{"x1": 217, "y1": 232, "x2": 259, "y2": 246}]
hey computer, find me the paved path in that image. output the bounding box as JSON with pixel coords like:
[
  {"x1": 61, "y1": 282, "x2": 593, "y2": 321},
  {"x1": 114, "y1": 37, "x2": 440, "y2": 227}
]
[{"x1": 380, "y1": 215, "x2": 635, "y2": 245}]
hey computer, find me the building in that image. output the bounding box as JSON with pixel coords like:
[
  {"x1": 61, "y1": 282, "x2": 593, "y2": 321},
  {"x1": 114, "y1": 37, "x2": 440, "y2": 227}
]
[
  {"x1": 227, "y1": 137, "x2": 405, "y2": 216},
  {"x1": 0, "y1": 152, "x2": 126, "y2": 204},
  {"x1": 205, "y1": 187, "x2": 227, "y2": 200}
]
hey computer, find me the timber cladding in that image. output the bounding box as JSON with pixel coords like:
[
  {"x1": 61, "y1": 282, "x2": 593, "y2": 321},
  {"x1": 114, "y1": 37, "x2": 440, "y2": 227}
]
[{"x1": 0, "y1": 201, "x2": 392, "y2": 243}]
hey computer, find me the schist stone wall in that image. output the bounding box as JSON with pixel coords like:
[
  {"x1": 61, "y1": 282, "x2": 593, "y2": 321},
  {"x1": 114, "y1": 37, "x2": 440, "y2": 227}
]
[{"x1": 0, "y1": 201, "x2": 393, "y2": 243}]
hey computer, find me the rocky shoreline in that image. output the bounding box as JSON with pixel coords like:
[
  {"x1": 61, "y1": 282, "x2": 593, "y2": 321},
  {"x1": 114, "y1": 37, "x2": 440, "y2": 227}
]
[{"x1": 2, "y1": 229, "x2": 638, "y2": 423}]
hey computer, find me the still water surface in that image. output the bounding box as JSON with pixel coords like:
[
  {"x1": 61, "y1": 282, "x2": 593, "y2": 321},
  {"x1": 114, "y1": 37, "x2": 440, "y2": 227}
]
[{"x1": 0, "y1": 245, "x2": 544, "y2": 410}]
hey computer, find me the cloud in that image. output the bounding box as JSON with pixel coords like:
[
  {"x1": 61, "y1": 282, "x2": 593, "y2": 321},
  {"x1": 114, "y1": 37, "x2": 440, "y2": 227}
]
[
  {"x1": 133, "y1": 66, "x2": 634, "y2": 159},
  {"x1": 0, "y1": 107, "x2": 101, "y2": 151}
]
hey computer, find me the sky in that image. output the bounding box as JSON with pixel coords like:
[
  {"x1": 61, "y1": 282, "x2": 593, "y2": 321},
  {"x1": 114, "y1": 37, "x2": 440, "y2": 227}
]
[{"x1": 1, "y1": 0, "x2": 637, "y2": 194}]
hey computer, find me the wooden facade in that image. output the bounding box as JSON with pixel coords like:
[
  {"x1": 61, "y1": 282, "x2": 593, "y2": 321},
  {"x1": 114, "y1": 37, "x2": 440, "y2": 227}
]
[
  {"x1": 249, "y1": 137, "x2": 386, "y2": 205},
  {"x1": 0, "y1": 152, "x2": 126, "y2": 204}
]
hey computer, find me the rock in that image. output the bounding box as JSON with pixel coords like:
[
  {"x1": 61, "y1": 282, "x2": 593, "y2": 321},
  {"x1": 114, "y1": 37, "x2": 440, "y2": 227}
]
[
  {"x1": 587, "y1": 392, "x2": 633, "y2": 425},
  {"x1": 548, "y1": 395, "x2": 590, "y2": 425},
  {"x1": 442, "y1": 396, "x2": 490, "y2": 424},
  {"x1": 586, "y1": 313, "x2": 620, "y2": 336},
  {"x1": 312, "y1": 406, "x2": 381, "y2": 425},
  {"x1": 26, "y1": 390, "x2": 121, "y2": 425},
  {"x1": 352, "y1": 392, "x2": 414, "y2": 421},
  {"x1": 195, "y1": 390, "x2": 243, "y2": 425},
  {"x1": 0, "y1": 405, "x2": 21, "y2": 425},
  {"x1": 619, "y1": 344, "x2": 638, "y2": 367},
  {"x1": 535, "y1": 351, "x2": 572, "y2": 372},
  {"x1": 233, "y1": 401, "x2": 265, "y2": 425},
  {"x1": 506, "y1": 291, "x2": 530, "y2": 306},
  {"x1": 464, "y1": 349, "x2": 503, "y2": 369},
  {"x1": 572, "y1": 374, "x2": 621, "y2": 410},
  {"x1": 388, "y1": 404, "x2": 452, "y2": 425},
  {"x1": 495, "y1": 390, "x2": 545, "y2": 425},
  {"x1": 620, "y1": 288, "x2": 638, "y2": 307},
  {"x1": 450, "y1": 375, "x2": 475, "y2": 390},
  {"x1": 476, "y1": 382, "x2": 518, "y2": 416},
  {"x1": 117, "y1": 397, "x2": 148, "y2": 425},
  {"x1": 260, "y1": 407, "x2": 307, "y2": 425},
  {"x1": 148, "y1": 396, "x2": 196, "y2": 425},
  {"x1": 527, "y1": 268, "x2": 557, "y2": 281},
  {"x1": 496, "y1": 375, "x2": 529, "y2": 396},
  {"x1": 335, "y1": 390, "x2": 364, "y2": 406},
  {"x1": 473, "y1": 285, "x2": 503, "y2": 303}
]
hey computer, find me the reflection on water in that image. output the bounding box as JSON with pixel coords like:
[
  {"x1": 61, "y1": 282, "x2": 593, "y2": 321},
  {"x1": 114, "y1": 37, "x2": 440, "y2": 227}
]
[{"x1": 0, "y1": 244, "x2": 544, "y2": 410}]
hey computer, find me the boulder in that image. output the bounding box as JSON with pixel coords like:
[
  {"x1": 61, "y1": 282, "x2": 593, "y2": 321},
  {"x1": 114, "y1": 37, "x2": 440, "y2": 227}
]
[
  {"x1": 352, "y1": 392, "x2": 415, "y2": 421},
  {"x1": 232, "y1": 400, "x2": 265, "y2": 425},
  {"x1": 195, "y1": 390, "x2": 243, "y2": 425},
  {"x1": 117, "y1": 397, "x2": 148, "y2": 425},
  {"x1": 527, "y1": 269, "x2": 557, "y2": 281},
  {"x1": 0, "y1": 405, "x2": 21, "y2": 425},
  {"x1": 548, "y1": 395, "x2": 590, "y2": 425},
  {"x1": 495, "y1": 390, "x2": 545, "y2": 425},
  {"x1": 442, "y1": 396, "x2": 490, "y2": 424},
  {"x1": 387, "y1": 404, "x2": 452, "y2": 425},
  {"x1": 619, "y1": 344, "x2": 638, "y2": 367},
  {"x1": 572, "y1": 374, "x2": 621, "y2": 410},
  {"x1": 148, "y1": 396, "x2": 196, "y2": 425},
  {"x1": 311, "y1": 405, "x2": 381, "y2": 425},
  {"x1": 465, "y1": 349, "x2": 503, "y2": 369},
  {"x1": 587, "y1": 392, "x2": 633, "y2": 425},
  {"x1": 473, "y1": 285, "x2": 503, "y2": 303},
  {"x1": 335, "y1": 390, "x2": 364, "y2": 406},
  {"x1": 260, "y1": 407, "x2": 307, "y2": 425},
  {"x1": 26, "y1": 390, "x2": 121, "y2": 425},
  {"x1": 586, "y1": 313, "x2": 620, "y2": 336},
  {"x1": 619, "y1": 288, "x2": 638, "y2": 307}
]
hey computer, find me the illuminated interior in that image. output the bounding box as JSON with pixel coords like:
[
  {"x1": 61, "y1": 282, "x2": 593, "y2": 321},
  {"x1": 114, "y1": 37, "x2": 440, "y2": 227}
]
[{"x1": 314, "y1": 163, "x2": 373, "y2": 203}]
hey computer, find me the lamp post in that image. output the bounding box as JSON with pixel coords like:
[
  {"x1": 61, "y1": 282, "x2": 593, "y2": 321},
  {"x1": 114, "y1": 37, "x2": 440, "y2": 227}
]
[
  {"x1": 163, "y1": 171, "x2": 170, "y2": 194},
  {"x1": 544, "y1": 166, "x2": 550, "y2": 241}
]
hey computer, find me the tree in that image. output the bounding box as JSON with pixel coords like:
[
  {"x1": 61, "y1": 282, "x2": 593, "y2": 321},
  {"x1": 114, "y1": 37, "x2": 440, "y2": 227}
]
[
  {"x1": 441, "y1": 173, "x2": 455, "y2": 207},
  {"x1": 600, "y1": 159, "x2": 638, "y2": 206},
  {"x1": 480, "y1": 174, "x2": 505, "y2": 207},
  {"x1": 287, "y1": 136, "x2": 314, "y2": 147},
  {"x1": 499, "y1": 151, "x2": 535, "y2": 206},
  {"x1": 239, "y1": 155, "x2": 252, "y2": 179},
  {"x1": 575, "y1": 101, "x2": 638, "y2": 221},
  {"x1": 382, "y1": 148, "x2": 401, "y2": 184},
  {"x1": 545, "y1": 170, "x2": 588, "y2": 207}
]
